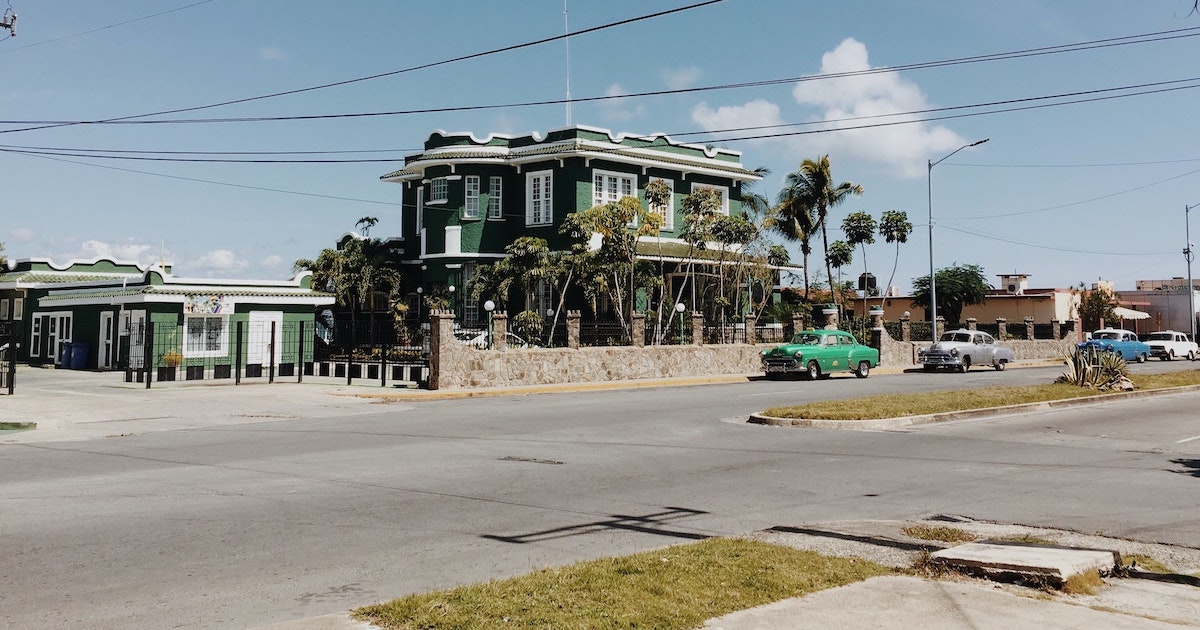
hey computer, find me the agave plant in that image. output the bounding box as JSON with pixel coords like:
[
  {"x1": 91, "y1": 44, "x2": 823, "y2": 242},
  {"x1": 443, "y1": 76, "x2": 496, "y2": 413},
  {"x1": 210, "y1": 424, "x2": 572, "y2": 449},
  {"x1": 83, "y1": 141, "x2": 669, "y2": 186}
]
[{"x1": 1057, "y1": 346, "x2": 1130, "y2": 389}]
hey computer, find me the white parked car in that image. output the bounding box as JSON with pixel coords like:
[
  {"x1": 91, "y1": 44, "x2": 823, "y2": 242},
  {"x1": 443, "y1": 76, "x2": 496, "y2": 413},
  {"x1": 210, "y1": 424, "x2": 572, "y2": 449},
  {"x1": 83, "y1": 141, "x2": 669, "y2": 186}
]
[
  {"x1": 1145, "y1": 330, "x2": 1198, "y2": 361},
  {"x1": 919, "y1": 329, "x2": 1015, "y2": 373}
]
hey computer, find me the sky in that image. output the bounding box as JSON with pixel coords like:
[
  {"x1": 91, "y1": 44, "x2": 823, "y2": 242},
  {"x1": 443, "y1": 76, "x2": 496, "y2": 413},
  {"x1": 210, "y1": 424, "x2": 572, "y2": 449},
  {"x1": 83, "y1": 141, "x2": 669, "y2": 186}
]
[{"x1": 2, "y1": 0, "x2": 1199, "y2": 295}]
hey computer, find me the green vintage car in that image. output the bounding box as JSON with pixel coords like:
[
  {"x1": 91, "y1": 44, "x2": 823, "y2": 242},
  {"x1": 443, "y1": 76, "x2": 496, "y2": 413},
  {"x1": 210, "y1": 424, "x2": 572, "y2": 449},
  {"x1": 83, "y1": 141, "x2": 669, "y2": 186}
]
[{"x1": 760, "y1": 329, "x2": 880, "y2": 380}]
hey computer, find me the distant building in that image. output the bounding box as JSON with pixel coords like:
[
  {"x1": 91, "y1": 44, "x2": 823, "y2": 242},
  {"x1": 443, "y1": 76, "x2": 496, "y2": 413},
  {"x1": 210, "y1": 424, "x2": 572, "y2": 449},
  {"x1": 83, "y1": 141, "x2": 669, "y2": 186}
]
[{"x1": 850, "y1": 273, "x2": 1079, "y2": 324}]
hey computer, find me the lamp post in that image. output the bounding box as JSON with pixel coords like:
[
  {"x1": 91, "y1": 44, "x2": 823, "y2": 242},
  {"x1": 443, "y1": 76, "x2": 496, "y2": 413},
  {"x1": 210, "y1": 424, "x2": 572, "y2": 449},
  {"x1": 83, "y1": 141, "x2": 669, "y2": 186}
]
[
  {"x1": 415, "y1": 286, "x2": 423, "y2": 322},
  {"x1": 675, "y1": 302, "x2": 686, "y2": 344},
  {"x1": 483, "y1": 300, "x2": 496, "y2": 349},
  {"x1": 927, "y1": 138, "x2": 989, "y2": 338},
  {"x1": 1187, "y1": 204, "x2": 1197, "y2": 342}
]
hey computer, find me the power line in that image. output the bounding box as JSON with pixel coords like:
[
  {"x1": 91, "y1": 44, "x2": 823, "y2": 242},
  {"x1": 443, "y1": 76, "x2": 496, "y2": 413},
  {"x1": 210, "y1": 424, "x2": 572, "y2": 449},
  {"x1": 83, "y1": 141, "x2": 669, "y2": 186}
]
[
  {"x1": 5, "y1": 76, "x2": 1196, "y2": 163},
  {"x1": 0, "y1": 1, "x2": 219, "y2": 53},
  {"x1": 0, "y1": 0, "x2": 727, "y2": 135},
  {"x1": 938, "y1": 223, "x2": 1171, "y2": 256},
  {"x1": 1, "y1": 24, "x2": 1195, "y2": 130}
]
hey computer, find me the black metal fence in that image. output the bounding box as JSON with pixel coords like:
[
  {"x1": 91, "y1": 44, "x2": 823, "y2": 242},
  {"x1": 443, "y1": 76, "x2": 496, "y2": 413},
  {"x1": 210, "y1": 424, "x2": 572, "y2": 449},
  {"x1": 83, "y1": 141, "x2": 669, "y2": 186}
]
[
  {"x1": 310, "y1": 319, "x2": 428, "y2": 387},
  {"x1": 126, "y1": 320, "x2": 315, "y2": 388},
  {"x1": 0, "y1": 320, "x2": 17, "y2": 395}
]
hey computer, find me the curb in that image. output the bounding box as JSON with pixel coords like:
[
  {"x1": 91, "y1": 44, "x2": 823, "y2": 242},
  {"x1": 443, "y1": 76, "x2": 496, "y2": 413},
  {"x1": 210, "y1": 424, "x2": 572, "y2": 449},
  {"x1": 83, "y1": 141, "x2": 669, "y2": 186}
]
[{"x1": 748, "y1": 383, "x2": 1200, "y2": 429}]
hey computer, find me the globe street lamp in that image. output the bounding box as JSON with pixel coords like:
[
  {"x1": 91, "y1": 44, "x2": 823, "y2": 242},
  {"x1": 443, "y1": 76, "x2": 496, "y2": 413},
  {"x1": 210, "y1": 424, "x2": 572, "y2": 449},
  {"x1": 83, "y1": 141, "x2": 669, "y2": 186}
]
[
  {"x1": 483, "y1": 300, "x2": 496, "y2": 349},
  {"x1": 928, "y1": 138, "x2": 988, "y2": 339},
  {"x1": 675, "y1": 302, "x2": 686, "y2": 344}
]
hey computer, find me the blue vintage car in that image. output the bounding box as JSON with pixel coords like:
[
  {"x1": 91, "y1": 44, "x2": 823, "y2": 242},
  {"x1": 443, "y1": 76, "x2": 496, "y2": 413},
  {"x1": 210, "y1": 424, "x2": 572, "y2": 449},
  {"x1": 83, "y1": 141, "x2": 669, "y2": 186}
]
[{"x1": 1079, "y1": 328, "x2": 1150, "y2": 363}]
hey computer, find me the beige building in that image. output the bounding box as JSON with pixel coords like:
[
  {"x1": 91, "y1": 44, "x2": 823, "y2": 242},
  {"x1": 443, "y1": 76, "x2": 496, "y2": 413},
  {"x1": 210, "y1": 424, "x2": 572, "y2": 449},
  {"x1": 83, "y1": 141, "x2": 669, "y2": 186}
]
[{"x1": 850, "y1": 274, "x2": 1080, "y2": 324}]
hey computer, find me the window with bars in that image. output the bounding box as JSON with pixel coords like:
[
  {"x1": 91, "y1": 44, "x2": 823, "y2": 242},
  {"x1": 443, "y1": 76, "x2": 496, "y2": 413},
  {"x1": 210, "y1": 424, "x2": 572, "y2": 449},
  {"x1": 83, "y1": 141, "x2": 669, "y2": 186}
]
[
  {"x1": 526, "y1": 171, "x2": 553, "y2": 226},
  {"x1": 185, "y1": 315, "x2": 228, "y2": 357},
  {"x1": 488, "y1": 176, "x2": 503, "y2": 219},
  {"x1": 648, "y1": 177, "x2": 675, "y2": 230},
  {"x1": 429, "y1": 177, "x2": 448, "y2": 203},
  {"x1": 464, "y1": 176, "x2": 481, "y2": 219}
]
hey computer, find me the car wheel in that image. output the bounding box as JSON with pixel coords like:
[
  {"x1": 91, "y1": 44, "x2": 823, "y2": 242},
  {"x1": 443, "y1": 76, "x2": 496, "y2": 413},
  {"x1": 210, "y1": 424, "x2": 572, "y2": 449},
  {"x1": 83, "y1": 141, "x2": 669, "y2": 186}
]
[
  {"x1": 922, "y1": 364, "x2": 936, "y2": 372},
  {"x1": 1137, "y1": 352, "x2": 1147, "y2": 363},
  {"x1": 806, "y1": 360, "x2": 821, "y2": 381},
  {"x1": 854, "y1": 361, "x2": 870, "y2": 378},
  {"x1": 1169, "y1": 350, "x2": 1176, "y2": 361},
  {"x1": 994, "y1": 359, "x2": 1006, "y2": 371},
  {"x1": 1190, "y1": 350, "x2": 1197, "y2": 361},
  {"x1": 959, "y1": 356, "x2": 971, "y2": 373}
]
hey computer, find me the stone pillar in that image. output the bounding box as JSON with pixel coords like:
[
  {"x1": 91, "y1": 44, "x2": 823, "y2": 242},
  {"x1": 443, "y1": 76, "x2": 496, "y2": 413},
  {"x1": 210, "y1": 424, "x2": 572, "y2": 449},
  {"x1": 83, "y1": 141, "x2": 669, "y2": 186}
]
[
  {"x1": 996, "y1": 317, "x2": 1007, "y2": 342},
  {"x1": 1051, "y1": 320, "x2": 1061, "y2": 340},
  {"x1": 428, "y1": 309, "x2": 456, "y2": 391},
  {"x1": 691, "y1": 312, "x2": 704, "y2": 345},
  {"x1": 900, "y1": 313, "x2": 911, "y2": 342},
  {"x1": 792, "y1": 312, "x2": 806, "y2": 334},
  {"x1": 821, "y1": 306, "x2": 839, "y2": 330},
  {"x1": 869, "y1": 307, "x2": 884, "y2": 331},
  {"x1": 934, "y1": 316, "x2": 945, "y2": 340},
  {"x1": 492, "y1": 311, "x2": 508, "y2": 350},
  {"x1": 966, "y1": 317, "x2": 978, "y2": 331},
  {"x1": 744, "y1": 314, "x2": 757, "y2": 344},
  {"x1": 631, "y1": 312, "x2": 646, "y2": 348},
  {"x1": 567, "y1": 310, "x2": 581, "y2": 349},
  {"x1": 1024, "y1": 316, "x2": 1035, "y2": 340}
]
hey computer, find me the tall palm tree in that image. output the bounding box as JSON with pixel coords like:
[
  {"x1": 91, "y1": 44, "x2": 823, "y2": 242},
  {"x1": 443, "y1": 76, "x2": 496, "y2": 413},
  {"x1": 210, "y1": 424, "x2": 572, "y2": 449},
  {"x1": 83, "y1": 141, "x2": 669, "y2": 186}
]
[
  {"x1": 770, "y1": 176, "x2": 818, "y2": 301},
  {"x1": 784, "y1": 156, "x2": 863, "y2": 310}
]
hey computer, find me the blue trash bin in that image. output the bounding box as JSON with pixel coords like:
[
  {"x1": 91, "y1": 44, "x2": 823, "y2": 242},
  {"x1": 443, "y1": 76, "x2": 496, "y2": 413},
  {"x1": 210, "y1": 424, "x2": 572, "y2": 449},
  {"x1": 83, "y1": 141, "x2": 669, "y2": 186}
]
[
  {"x1": 57, "y1": 342, "x2": 71, "y2": 367},
  {"x1": 69, "y1": 343, "x2": 89, "y2": 370}
]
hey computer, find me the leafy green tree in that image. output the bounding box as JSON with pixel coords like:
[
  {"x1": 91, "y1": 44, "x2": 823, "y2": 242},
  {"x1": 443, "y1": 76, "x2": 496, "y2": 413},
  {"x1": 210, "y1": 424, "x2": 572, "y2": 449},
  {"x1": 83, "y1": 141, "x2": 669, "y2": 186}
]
[
  {"x1": 827, "y1": 240, "x2": 854, "y2": 292},
  {"x1": 355, "y1": 216, "x2": 379, "y2": 237},
  {"x1": 770, "y1": 174, "x2": 818, "y2": 300},
  {"x1": 877, "y1": 210, "x2": 913, "y2": 307},
  {"x1": 841, "y1": 211, "x2": 876, "y2": 293},
  {"x1": 1077, "y1": 284, "x2": 1118, "y2": 331},
  {"x1": 910, "y1": 263, "x2": 991, "y2": 325},
  {"x1": 295, "y1": 232, "x2": 402, "y2": 347},
  {"x1": 0, "y1": 241, "x2": 6, "y2": 269},
  {"x1": 777, "y1": 156, "x2": 863, "y2": 308}
]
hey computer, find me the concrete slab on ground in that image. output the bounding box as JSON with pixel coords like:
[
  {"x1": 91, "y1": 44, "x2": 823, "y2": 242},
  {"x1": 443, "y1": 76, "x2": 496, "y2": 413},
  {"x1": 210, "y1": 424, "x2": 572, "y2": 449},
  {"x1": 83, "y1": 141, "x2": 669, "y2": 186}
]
[{"x1": 931, "y1": 541, "x2": 1118, "y2": 585}]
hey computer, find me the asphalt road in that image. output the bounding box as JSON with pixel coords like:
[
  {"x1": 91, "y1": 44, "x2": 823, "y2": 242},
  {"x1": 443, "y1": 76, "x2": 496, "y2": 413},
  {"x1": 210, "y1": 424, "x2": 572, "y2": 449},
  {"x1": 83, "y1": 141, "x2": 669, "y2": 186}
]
[{"x1": 2, "y1": 361, "x2": 1199, "y2": 629}]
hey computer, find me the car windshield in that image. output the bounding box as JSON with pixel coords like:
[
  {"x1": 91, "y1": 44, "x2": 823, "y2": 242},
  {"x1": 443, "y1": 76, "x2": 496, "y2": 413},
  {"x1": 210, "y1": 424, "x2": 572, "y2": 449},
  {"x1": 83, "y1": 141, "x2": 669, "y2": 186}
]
[
  {"x1": 1148, "y1": 333, "x2": 1173, "y2": 341},
  {"x1": 790, "y1": 333, "x2": 824, "y2": 345},
  {"x1": 939, "y1": 332, "x2": 972, "y2": 343},
  {"x1": 1092, "y1": 331, "x2": 1120, "y2": 340}
]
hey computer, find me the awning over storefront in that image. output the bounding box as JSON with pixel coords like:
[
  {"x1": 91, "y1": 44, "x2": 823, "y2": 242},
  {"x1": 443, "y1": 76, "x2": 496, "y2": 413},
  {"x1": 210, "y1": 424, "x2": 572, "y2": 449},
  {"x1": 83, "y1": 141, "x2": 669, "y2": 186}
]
[{"x1": 1113, "y1": 306, "x2": 1150, "y2": 320}]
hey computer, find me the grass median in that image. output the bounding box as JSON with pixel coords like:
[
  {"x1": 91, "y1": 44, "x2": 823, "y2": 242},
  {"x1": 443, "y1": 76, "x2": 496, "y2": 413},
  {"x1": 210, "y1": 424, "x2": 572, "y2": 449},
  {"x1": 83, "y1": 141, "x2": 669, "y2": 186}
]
[
  {"x1": 762, "y1": 369, "x2": 1200, "y2": 421},
  {"x1": 353, "y1": 538, "x2": 894, "y2": 629}
]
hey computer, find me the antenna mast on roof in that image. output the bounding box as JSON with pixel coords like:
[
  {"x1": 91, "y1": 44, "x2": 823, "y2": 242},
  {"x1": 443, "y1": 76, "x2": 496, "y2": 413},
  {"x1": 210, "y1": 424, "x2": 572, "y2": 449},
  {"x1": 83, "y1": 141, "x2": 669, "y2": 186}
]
[
  {"x1": 563, "y1": 0, "x2": 572, "y2": 125},
  {"x1": 1, "y1": 7, "x2": 16, "y2": 37}
]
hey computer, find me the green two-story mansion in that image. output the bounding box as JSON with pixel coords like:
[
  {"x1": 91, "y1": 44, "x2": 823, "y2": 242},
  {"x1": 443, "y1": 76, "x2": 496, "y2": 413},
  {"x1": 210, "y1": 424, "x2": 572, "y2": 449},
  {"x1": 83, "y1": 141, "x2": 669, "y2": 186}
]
[{"x1": 380, "y1": 125, "x2": 766, "y2": 327}]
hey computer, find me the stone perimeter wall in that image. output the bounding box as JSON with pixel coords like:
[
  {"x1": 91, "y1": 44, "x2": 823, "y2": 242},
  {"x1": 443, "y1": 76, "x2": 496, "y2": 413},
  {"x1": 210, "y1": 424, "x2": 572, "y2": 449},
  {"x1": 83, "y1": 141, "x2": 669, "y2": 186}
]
[{"x1": 428, "y1": 312, "x2": 1075, "y2": 390}]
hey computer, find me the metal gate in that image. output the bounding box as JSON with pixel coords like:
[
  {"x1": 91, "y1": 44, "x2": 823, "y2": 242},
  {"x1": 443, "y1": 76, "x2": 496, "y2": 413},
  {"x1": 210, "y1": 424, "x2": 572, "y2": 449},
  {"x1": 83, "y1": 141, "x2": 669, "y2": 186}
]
[{"x1": 0, "y1": 320, "x2": 17, "y2": 395}]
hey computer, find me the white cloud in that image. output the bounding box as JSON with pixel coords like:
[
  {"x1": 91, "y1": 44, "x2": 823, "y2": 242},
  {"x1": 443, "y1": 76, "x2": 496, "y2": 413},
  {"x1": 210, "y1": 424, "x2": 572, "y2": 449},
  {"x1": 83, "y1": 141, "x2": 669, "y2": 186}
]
[
  {"x1": 192, "y1": 249, "x2": 248, "y2": 272},
  {"x1": 600, "y1": 83, "x2": 645, "y2": 122},
  {"x1": 76, "y1": 239, "x2": 156, "y2": 263},
  {"x1": 661, "y1": 66, "x2": 703, "y2": 90},
  {"x1": 260, "y1": 46, "x2": 288, "y2": 62},
  {"x1": 789, "y1": 38, "x2": 967, "y2": 178},
  {"x1": 691, "y1": 99, "x2": 785, "y2": 145},
  {"x1": 9, "y1": 227, "x2": 35, "y2": 242},
  {"x1": 260, "y1": 254, "x2": 283, "y2": 268}
]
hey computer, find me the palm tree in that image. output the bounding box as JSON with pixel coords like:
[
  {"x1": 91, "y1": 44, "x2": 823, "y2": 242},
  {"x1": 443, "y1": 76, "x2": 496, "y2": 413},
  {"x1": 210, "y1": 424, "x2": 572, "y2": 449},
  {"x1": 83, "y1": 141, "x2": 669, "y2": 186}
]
[
  {"x1": 841, "y1": 211, "x2": 877, "y2": 294},
  {"x1": 877, "y1": 210, "x2": 912, "y2": 307},
  {"x1": 780, "y1": 156, "x2": 863, "y2": 310},
  {"x1": 769, "y1": 178, "x2": 818, "y2": 301}
]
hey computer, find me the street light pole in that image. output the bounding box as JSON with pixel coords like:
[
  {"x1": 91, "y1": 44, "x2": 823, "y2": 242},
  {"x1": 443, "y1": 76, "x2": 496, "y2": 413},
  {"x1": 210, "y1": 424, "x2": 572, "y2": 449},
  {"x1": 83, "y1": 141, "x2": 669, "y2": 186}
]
[
  {"x1": 927, "y1": 138, "x2": 989, "y2": 339},
  {"x1": 1187, "y1": 204, "x2": 1197, "y2": 342}
]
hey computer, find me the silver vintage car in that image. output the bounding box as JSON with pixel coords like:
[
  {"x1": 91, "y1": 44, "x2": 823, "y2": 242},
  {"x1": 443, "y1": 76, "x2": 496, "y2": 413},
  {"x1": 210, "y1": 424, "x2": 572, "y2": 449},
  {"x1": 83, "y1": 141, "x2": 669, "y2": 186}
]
[{"x1": 919, "y1": 329, "x2": 1015, "y2": 372}]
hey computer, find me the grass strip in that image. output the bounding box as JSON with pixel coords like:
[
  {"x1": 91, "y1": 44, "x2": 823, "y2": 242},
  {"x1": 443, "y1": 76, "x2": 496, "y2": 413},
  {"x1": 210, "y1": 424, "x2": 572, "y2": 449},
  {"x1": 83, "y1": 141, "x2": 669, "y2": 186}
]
[
  {"x1": 762, "y1": 370, "x2": 1200, "y2": 421},
  {"x1": 353, "y1": 538, "x2": 893, "y2": 630}
]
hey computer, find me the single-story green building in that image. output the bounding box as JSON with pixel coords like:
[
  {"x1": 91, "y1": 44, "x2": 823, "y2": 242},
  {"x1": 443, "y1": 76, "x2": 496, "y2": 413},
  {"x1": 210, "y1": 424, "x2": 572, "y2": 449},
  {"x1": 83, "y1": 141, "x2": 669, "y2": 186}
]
[{"x1": 0, "y1": 257, "x2": 334, "y2": 377}]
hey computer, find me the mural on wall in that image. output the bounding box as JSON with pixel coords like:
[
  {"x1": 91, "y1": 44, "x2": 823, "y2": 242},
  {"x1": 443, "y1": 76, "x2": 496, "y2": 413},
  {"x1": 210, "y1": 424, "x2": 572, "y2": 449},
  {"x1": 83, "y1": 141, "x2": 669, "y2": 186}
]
[{"x1": 184, "y1": 294, "x2": 230, "y2": 315}]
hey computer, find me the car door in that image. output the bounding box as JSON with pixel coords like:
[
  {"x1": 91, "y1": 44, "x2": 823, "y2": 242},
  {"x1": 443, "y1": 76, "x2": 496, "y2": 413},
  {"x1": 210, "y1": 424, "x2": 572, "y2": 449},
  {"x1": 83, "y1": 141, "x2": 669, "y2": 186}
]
[{"x1": 974, "y1": 333, "x2": 995, "y2": 364}]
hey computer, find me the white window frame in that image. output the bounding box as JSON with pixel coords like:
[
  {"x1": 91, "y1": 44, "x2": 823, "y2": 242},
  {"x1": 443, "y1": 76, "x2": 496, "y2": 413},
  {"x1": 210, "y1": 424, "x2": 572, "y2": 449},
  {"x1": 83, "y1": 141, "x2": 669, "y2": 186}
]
[
  {"x1": 462, "y1": 262, "x2": 480, "y2": 326},
  {"x1": 592, "y1": 169, "x2": 636, "y2": 208},
  {"x1": 30, "y1": 316, "x2": 41, "y2": 357},
  {"x1": 529, "y1": 278, "x2": 552, "y2": 317},
  {"x1": 690, "y1": 183, "x2": 730, "y2": 215},
  {"x1": 0, "y1": 298, "x2": 8, "y2": 320},
  {"x1": 526, "y1": 170, "x2": 553, "y2": 226},
  {"x1": 184, "y1": 314, "x2": 229, "y2": 358},
  {"x1": 12, "y1": 297, "x2": 23, "y2": 320},
  {"x1": 648, "y1": 178, "x2": 675, "y2": 231},
  {"x1": 429, "y1": 177, "x2": 448, "y2": 204},
  {"x1": 487, "y1": 176, "x2": 503, "y2": 219},
  {"x1": 464, "y1": 175, "x2": 481, "y2": 219}
]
